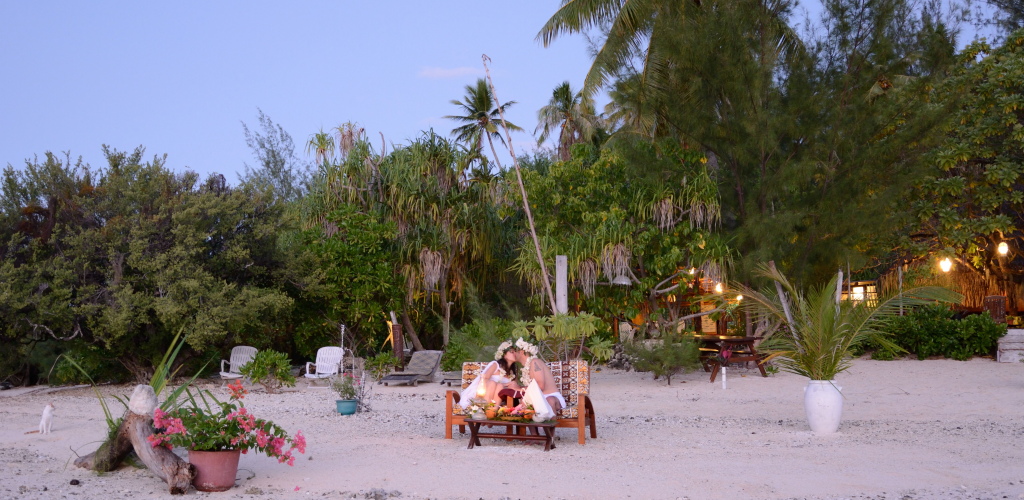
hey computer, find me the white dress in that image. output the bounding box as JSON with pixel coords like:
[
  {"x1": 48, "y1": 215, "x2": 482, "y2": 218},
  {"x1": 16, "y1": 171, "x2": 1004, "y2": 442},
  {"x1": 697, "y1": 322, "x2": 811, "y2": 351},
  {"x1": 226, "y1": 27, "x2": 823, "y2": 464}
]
[{"x1": 459, "y1": 361, "x2": 508, "y2": 409}]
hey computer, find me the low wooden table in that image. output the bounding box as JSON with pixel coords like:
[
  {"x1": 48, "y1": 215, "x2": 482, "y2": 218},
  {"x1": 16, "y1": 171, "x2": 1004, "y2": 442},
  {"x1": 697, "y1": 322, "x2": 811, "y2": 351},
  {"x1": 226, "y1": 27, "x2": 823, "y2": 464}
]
[
  {"x1": 693, "y1": 335, "x2": 768, "y2": 382},
  {"x1": 465, "y1": 419, "x2": 558, "y2": 451}
]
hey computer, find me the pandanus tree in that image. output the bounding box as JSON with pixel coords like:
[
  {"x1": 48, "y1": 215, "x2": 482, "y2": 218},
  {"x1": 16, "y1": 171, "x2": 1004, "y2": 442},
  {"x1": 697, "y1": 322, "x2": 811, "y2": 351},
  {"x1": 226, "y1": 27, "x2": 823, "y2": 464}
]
[
  {"x1": 302, "y1": 129, "x2": 508, "y2": 349},
  {"x1": 510, "y1": 139, "x2": 730, "y2": 335}
]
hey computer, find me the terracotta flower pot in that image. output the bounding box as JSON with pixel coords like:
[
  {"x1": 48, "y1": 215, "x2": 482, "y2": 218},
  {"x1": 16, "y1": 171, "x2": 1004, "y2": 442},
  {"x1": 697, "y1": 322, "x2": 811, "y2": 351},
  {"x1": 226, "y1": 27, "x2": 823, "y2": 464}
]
[{"x1": 189, "y1": 449, "x2": 241, "y2": 492}]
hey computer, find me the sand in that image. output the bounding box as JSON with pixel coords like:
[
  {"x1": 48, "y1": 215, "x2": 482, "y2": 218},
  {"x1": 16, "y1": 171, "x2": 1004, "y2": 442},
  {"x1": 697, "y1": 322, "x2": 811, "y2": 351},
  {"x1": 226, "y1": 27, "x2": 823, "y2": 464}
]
[{"x1": 1, "y1": 358, "x2": 1022, "y2": 500}]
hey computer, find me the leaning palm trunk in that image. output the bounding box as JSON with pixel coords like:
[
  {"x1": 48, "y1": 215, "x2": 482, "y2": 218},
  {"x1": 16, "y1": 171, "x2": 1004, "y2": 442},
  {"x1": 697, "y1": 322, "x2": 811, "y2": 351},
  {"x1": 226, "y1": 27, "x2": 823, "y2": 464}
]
[
  {"x1": 482, "y1": 54, "x2": 558, "y2": 314},
  {"x1": 734, "y1": 263, "x2": 962, "y2": 380}
]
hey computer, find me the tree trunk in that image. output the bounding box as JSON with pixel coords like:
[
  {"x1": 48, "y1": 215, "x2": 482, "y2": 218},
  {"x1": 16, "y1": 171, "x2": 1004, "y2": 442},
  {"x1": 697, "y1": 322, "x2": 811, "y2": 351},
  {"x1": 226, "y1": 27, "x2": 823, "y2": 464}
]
[
  {"x1": 401, "y1": 308, "x2": 425, "y2": 351},
  {"x1": 76, "y1": 385, "x2": 195, "y2": 494}
]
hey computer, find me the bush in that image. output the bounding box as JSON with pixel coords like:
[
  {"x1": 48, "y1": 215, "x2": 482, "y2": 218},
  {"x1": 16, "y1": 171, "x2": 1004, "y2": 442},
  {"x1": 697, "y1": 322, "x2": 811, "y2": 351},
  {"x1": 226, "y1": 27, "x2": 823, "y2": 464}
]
[
  {"x1": 863, "y1": 305, "x2": 1007, "y2": 360},
  {"x1": 365, "y1": 353, "x2": 400, "y2": 381},
  {"x1": 623, "y1": 333, "x2": 701, "y2": 384},
  {"x1": 239, "y1": 350, "x2": 296, "y2": 393},
  {"x1": 440, "y1": 318, "x2": 516, "y2": 372}
]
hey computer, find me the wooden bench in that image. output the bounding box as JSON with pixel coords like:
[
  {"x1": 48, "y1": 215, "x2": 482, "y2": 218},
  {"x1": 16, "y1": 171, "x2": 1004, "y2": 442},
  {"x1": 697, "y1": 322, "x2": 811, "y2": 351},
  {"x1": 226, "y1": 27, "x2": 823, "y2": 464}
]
[{"x1": 445, "y1": 360, "x2": 597, "y2": 444}]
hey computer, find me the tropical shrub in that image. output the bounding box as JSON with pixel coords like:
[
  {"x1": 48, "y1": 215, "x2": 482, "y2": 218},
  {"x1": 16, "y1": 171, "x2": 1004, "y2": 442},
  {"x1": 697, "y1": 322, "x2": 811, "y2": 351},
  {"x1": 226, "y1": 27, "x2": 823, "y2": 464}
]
[
  {"x1": 864, "y1": 305, "x2": 1007, "y2": 360},
  {"x1": 623, "y1": 333, "x2": 701, "y2": 385},
  {"x1": 239, "y1": 350, "x2": 296, "y2": 393},
  {"x1": 365, "y1": 353, "x2": 400, "y2": 381}
]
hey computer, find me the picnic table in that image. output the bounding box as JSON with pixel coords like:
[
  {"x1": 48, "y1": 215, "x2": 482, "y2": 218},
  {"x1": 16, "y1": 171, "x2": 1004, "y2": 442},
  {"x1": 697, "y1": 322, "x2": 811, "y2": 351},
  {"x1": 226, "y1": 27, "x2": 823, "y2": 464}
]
[
  {"x1": 465, "y1": 419, "x2": 558, "y2": 451},
  {"x1": 692, "y1": 335, "x2": 768, "y2": 383}
]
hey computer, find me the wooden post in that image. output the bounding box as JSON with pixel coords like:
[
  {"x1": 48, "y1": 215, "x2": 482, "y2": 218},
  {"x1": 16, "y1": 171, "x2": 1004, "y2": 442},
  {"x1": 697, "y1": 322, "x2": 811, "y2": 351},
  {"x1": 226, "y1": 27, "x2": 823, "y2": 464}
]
[{"x1": 392, "y1": 322, "x2": 404, "y2": 370}]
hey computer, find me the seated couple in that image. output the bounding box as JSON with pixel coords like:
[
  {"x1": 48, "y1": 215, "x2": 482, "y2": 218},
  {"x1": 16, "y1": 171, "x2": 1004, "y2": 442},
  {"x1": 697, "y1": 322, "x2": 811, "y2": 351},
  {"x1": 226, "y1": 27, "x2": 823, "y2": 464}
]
[{"x1": 459, "y1": 338, "x2": 566, "y2": 420}]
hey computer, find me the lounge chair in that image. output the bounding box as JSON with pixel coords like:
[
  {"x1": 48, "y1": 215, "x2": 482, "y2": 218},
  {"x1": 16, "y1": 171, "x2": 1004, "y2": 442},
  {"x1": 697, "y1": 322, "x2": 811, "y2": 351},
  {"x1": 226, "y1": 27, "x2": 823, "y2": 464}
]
[
  {"x1": 381, "y1": 350, "x2": 442, "y2": 387},
  {"x1": 304, "y1": 346, "x2": 345, "y2": 384},
  {"x1": 220, "y1": 346, "x2": 258, "y2": 384}
]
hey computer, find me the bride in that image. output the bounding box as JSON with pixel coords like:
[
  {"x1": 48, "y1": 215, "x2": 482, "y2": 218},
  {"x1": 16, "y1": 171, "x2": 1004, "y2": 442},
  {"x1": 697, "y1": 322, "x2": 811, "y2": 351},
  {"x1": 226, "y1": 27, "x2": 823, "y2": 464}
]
[{"x1": 459, "y1": 358, "x2": 518, "y2": 407}]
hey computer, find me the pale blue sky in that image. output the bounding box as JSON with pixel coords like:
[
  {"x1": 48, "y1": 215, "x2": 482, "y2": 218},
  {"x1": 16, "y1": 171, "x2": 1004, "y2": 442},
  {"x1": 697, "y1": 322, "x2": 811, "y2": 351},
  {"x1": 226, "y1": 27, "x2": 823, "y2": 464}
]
[{"x1": 0, "y1": 1, "x2": 994, "y2": 181}]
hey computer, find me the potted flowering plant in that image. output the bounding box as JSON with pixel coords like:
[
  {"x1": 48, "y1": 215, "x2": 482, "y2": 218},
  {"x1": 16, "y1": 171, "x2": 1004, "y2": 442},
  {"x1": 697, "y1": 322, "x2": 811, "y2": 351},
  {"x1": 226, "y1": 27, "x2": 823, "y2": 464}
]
[
  {"x1": 149, "y1": 381, "x2": 306, "y2": 492},
  {"x1": 330, "y1": 374, "x2": 358, "y2": 415}
]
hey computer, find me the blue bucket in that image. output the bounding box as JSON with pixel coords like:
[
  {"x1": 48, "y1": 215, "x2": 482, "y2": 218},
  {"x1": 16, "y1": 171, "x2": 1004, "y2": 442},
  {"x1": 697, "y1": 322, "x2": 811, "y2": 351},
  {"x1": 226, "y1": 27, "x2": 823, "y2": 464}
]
[{"x1": 336, "y1": 399, "x2": 357, "y2": 415}]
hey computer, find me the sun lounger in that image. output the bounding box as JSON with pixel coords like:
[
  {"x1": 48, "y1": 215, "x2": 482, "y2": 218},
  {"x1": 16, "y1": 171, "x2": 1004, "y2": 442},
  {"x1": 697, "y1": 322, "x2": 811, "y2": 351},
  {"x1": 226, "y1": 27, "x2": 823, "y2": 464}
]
[
  {"x1": 381, "y1": 350, "x2": 442, "y2": 387},
  {"x1": 220, "y1": 346, "x2": 257, "y2": 384},
  {"x1": 444, "y1": 360, "x2": 597, "y2": 444}
]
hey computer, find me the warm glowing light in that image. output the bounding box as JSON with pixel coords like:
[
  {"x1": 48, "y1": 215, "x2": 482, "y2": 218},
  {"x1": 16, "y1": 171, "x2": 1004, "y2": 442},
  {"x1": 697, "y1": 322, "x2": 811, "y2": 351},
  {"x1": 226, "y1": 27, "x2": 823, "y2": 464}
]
[
  {"x1": 998, "y1": 242, "x2": 1009, "y2": 255},
  {"x1": 851, "y1": 286, "x2": 865, "y2": 302},
  {"x1": 715, "y1": 283, "x2": 723, "y2": 293},
  {"x1": 939, "y1": 258, "x2": 952, "y2": 273},
  {"x1": 689, "y1": 267, "x2": 696, "y2": 275},
  {"x1": 476, "y1": 379, "x2": 487, "y2": 398},
  {"x1": 736, "y1": 295, "x2": 743, "y2": 302}
]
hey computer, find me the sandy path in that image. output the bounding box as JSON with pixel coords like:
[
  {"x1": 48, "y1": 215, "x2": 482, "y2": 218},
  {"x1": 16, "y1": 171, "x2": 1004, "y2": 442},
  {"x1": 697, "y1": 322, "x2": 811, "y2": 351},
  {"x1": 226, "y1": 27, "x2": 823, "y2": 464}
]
[{"x1": 1, "y1": 358, "x2": 1022, "y2": 500}]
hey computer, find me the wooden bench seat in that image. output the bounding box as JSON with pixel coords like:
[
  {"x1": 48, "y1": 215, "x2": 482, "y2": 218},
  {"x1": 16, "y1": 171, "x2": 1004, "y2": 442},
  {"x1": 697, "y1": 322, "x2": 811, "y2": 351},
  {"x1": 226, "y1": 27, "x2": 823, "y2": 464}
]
[{"x1": 444, "y1": 360, "x2": 597, "y2": 444}]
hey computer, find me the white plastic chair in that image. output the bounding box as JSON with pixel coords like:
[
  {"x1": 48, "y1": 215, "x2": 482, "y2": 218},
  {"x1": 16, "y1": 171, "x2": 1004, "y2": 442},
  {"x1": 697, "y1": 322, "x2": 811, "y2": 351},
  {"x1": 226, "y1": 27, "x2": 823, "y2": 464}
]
[
  {"x1": 220, "y1": 346, "x2": 258, "y2": 383},
  {"x1": 305, "y1": 347, "x2": 344, "y2": 381}
]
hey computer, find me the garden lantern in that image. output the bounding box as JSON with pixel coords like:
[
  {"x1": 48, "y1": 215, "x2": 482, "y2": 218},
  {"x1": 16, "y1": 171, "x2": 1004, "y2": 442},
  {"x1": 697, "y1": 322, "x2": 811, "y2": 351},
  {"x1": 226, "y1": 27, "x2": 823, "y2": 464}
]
[
  {"x1": 612, "y1": 273, "x2": 632, "y2": 286},
  {"x1": 940, "y1": 258, "x2": 952, "y2": 273},
  {"x1": 998, "y1": 242, "x2": 1008, "y2": 255},
  {"x1": 715, "y1": 282, "x2": 723, "y2": 293}
]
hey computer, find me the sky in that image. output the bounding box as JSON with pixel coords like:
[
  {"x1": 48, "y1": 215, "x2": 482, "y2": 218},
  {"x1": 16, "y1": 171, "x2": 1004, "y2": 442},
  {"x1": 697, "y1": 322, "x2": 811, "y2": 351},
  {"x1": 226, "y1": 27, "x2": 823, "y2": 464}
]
[{"x1": 0, "y1": 1, "x2": 999, "y2": 182}]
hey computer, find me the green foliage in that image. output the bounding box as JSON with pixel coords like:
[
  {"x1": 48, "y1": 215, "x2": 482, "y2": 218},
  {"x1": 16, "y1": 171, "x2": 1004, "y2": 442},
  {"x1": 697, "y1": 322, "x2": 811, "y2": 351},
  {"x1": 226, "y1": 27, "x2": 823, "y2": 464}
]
[
  {"x1": 511, "y1": 140, "x2": 728, "y2": 336},
  {"x1": 365, "y1": 353, "x2": 400, "y2": 381},
  {"x1": 330, "y1": 373, "x2": 358, "y2": 400},
  {"x1": 293, "y1": 205, "x2": 401, "y2": 357},
  {"x1": 512, "y1": 313, "x2": 601, "y2": 361},
  {"x1": 740, "y1": 263, "x2": 962, "y2": 380},
  {"x1": 586, "y1": 337, "x2": 615, "y2": 364},
  {"x1": 0, "y1": 147, "x2": 294, "y2": 382},
  {"x1": 864, "y1": 305, "x2": 1008, "y2": 360},
  {"x1": 908, "y1": 32, "x2": 1024, "y2": 284},
  {"x1": 623, "y1": 333, "x2": 701, "y2": 384},
  {"x1": 239, "y1": 350, "x2": 296, "y2": 393},
  {"x1": 154, "y1": 383, "x2": 304, "y2": 461}
]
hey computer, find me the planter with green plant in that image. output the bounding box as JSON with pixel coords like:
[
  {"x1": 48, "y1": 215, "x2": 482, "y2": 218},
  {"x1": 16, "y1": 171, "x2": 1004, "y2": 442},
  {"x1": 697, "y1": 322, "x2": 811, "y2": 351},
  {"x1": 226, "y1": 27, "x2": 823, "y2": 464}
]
[
  {"x1": 329, "y1": 371, "x2": 372, "y2": 414},
  {"x1": 149, "y1": 381, "x2": 305, "y2": 491},
  {"x1": 733, "y1": 263, "x2": 960, "y2": 434},
  {"x1": 238, "y1": 350, "x2": 296, "y2": 393}
]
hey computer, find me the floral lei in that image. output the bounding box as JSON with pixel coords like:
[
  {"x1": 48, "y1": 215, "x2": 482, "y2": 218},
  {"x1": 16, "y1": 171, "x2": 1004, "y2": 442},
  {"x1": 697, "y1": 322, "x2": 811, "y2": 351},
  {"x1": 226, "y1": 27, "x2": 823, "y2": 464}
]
[{"x1": 494, "y1": 337, "x2": 540, "y2": 387}]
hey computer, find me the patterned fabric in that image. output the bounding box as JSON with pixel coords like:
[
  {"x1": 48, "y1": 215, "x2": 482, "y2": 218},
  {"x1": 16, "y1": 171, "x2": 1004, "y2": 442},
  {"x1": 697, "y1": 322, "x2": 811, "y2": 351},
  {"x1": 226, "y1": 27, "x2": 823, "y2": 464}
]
[{"x1": 451, "y1": 360, "x2": 589, "y2": 419}]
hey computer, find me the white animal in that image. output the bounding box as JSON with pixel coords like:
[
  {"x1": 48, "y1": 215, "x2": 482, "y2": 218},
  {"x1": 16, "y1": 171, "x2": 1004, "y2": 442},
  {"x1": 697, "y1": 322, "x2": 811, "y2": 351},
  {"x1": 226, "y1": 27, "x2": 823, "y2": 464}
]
[{"x1": 38, "y1": 403, "x2": 54, "y2": 434}]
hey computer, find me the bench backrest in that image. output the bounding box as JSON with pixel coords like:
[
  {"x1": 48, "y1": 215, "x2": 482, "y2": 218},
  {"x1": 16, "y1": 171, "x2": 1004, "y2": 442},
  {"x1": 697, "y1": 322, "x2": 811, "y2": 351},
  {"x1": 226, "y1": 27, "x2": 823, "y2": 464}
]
[
  {"x1": 229, "y1": 346, "x2": 258, "y2": 374},
  {"x1": 459, "y1": 359, "x2": 589, "y2": 414},
  {"x1": 314, "y1": 346, "x2": 344, "y2": 376}
]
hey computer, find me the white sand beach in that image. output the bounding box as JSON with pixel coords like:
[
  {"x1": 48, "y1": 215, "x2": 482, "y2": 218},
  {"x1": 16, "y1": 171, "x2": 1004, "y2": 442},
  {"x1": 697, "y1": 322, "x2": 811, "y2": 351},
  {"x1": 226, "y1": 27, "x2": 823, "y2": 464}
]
[{"x1": 1, "y1": 358, "x2": 1023, "y2": 500}]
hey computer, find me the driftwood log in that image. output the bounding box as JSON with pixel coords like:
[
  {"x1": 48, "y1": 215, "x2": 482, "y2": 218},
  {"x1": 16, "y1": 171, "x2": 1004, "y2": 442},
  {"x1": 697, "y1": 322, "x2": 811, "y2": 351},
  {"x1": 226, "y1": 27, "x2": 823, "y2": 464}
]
[{"x1": 75, "y1": 385, "x2": 195, "y2": 494}]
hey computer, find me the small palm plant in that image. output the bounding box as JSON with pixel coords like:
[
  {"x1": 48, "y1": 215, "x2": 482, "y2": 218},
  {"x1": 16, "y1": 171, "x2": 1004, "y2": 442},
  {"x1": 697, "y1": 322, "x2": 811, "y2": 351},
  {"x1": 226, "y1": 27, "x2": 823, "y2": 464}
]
[{"x1": 734, "y1": 263, "x2": 961, "y2": 380}]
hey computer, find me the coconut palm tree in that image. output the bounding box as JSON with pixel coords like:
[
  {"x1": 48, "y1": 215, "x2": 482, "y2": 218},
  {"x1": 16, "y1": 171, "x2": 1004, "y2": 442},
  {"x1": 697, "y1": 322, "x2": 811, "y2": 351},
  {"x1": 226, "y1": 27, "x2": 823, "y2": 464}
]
[
  {"x1": 537, "y1": 0, "x2": 685, "y2": 97},
  {"x1": 536, "y1": 81, "x2": 600, "y2": 161},
  {"x1": 444, "y1": 78, "x2": 522, "y2": 170}
]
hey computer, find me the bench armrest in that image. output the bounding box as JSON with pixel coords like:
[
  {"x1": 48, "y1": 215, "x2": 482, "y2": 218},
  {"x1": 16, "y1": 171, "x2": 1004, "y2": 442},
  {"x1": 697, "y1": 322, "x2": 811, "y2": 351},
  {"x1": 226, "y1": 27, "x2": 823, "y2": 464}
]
[
  {"x1": 220, "y1": 359, "x2": 229, "y2": 373},
  {"x1": 305, "y1": 361, "x2": 316, "y2": 374}
]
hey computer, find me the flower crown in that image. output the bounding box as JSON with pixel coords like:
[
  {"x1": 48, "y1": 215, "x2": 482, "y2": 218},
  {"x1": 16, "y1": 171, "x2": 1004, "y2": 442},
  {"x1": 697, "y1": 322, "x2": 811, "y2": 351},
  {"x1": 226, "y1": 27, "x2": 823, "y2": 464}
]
[{"x1": 494, "y1": 337, "x2": 539, "y2": 360}]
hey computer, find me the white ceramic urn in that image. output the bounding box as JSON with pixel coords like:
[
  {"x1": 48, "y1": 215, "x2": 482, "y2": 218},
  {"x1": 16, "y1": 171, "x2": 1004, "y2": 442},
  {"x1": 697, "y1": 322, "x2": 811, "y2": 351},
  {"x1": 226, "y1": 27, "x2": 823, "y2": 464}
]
[{"x1": 804, "y1": 380, "x2": 843, "y2": 434}]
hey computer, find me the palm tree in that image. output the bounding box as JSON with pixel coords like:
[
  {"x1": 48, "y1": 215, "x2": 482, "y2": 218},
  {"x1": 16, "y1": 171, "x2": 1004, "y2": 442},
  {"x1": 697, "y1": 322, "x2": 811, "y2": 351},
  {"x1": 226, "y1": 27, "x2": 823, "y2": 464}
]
[
  {"x1": 536, "y1": 81, "x2": 599, "y2": 161},
  {"x1": 444, "y1": 78, "x2": 522, "y2": 170},
  {"x1": 537, "y1": 0, "x2": 686, "y2": 97}
]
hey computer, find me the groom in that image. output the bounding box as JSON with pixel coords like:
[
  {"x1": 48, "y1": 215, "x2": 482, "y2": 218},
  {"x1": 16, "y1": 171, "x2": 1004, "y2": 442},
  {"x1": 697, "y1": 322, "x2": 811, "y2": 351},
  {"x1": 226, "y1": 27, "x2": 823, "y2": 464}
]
[{"x1": 503, "y1": 347, "x2": 566, "y2": 415}]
